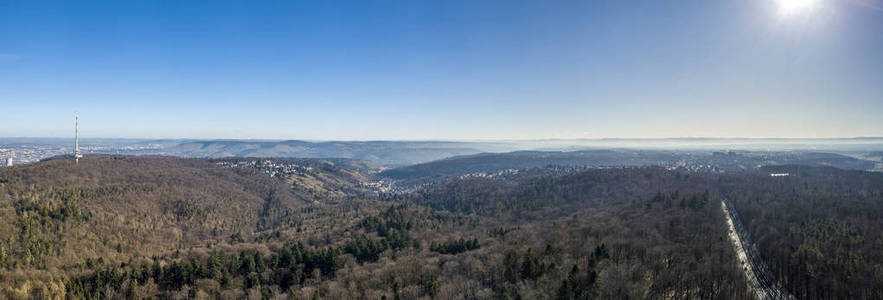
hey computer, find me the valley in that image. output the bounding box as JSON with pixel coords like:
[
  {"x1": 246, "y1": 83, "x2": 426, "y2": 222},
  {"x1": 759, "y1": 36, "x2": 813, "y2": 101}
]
[{"x1": 1, "y1": 154, "x2": 879, "y2": 299}]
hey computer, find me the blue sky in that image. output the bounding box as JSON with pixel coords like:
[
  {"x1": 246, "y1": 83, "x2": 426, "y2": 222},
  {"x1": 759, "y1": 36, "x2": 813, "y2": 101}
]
[{"x1": 1, "y1": 0, "x2": 882, "y2": 140}]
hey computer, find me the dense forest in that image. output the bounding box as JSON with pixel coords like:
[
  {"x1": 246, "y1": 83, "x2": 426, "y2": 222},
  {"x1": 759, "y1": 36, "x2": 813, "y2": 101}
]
[
  {"x1": 721, "y1": 166, "x2": 883, "y2": 299},
  {"x1": 0, "y1": 155, "x2": 880, "y2": 299}
]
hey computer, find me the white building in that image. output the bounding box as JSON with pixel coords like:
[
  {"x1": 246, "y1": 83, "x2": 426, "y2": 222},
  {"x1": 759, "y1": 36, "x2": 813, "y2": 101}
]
[{"x1": 5, "y1": 157, "x2": 11, "y2": 167}]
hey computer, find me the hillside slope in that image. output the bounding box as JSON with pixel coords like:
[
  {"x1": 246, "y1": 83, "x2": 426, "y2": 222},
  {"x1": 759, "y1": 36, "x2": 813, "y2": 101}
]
[
  {"x1": 0, "y1": 155, "x2": 368, "y2": 297},
  {"x1": 380, "y1": 149, "x2": 877, "y2": 181}
]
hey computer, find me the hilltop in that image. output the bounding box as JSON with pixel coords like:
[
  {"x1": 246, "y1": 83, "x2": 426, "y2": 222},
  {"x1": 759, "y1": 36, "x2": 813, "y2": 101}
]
[
  {"x1": 0, "y1": 155, "x2": 373, "y2": 297},
  {"x1": 380, "y1": 149, "x2": 877, "y2": 182}
]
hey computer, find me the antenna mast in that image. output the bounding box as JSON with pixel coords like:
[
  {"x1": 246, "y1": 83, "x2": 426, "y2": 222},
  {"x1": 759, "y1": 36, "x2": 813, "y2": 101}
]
[{"x1": 75, "y1": 112, "x2": 82, "y2": 164}]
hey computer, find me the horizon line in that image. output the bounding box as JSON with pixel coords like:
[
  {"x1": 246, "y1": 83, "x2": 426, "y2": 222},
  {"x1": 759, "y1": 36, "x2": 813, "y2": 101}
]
[{"x1": 2, "y1": 136, "x2": 883, "y2": 143}]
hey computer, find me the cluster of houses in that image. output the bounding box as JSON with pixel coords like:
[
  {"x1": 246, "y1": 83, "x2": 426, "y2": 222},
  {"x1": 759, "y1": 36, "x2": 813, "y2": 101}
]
[
  {"x1": 360, "y1": 180, "x2": 392, "y2": 193},
  {"x1": 457, "y1": 169, "x2": 520, "y2": 180},
  {"x1": 215, "y1": 159, "x2": 314, "y2": 178},
  {"x1": 666, "y1": 160, "x2": 723, "y2": 173},
  {"x1": 0, "y1": 146, "x2": 61, "y2": 165}
]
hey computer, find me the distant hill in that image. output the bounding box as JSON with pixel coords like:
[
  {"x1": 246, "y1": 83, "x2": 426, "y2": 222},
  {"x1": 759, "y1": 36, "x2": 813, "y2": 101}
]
[
  {"x1": 209, "y1": 157, "x2": 381, "y2": 201},
  {"x1": 162, "y1": 140, "x2": 500, "y2": 166},
  {"x1": 381, "y1": 149, "x2": 878, "y2": 181},
  {"x1": 6, "y1": 137, "x2": 883, "y2": 167},
  {"x1": 380, "y1": 150, "x2": 675, "y2": 180}
]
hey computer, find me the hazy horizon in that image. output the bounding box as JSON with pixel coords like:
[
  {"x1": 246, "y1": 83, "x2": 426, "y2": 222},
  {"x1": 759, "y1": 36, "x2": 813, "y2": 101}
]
[{"x1": 3, "y1": 136, "x2": 883, "y2": 142}]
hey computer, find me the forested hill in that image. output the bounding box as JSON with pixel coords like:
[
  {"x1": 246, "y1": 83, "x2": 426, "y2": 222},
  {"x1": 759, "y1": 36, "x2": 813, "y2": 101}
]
[
  {"x1": 379, "y1": 150, "x2": 674, "y2": 180},
  {"x1": 0, "y1": 155, "x2": 369, "y2": 297},
  {"x1": 722, "y1": 166, "x2": 883, "y2": 299},
  {"x1": 380, "y1": 149, "x2": 877, "y2": 181}
]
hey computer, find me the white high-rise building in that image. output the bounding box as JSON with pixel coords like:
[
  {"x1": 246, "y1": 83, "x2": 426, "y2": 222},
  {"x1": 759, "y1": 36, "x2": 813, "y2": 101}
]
[{"x1": 5, "y1": 157, "x2": 11, "y2": 167}]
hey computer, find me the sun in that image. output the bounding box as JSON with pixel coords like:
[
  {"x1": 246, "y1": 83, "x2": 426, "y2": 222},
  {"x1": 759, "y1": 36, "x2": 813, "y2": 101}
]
[{"x1": 775, "y1": 0, "x2": 820, "y2": 16}]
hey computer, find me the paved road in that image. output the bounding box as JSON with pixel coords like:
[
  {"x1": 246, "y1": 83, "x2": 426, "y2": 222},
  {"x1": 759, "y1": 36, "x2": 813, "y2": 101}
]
[{"x1": 721, "y1": 199, "x2": 795, "y2": 300}]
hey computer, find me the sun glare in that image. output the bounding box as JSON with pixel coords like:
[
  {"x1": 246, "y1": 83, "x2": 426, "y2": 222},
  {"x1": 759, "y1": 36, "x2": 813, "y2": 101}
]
[{"x1": 776, "y1": 0, "x2": 820, "y2": 16}]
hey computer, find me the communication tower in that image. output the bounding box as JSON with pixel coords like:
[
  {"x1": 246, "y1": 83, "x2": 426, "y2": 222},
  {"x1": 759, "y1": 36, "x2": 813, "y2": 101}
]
[{"x1": 75, "y1": 112, "x2": 83, "y2": 164}]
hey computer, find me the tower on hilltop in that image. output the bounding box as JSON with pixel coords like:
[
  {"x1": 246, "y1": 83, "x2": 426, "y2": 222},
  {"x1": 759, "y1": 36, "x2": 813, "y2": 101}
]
[{"x1": 75, "y1": 112, "x2": 82, "y2": 164}]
